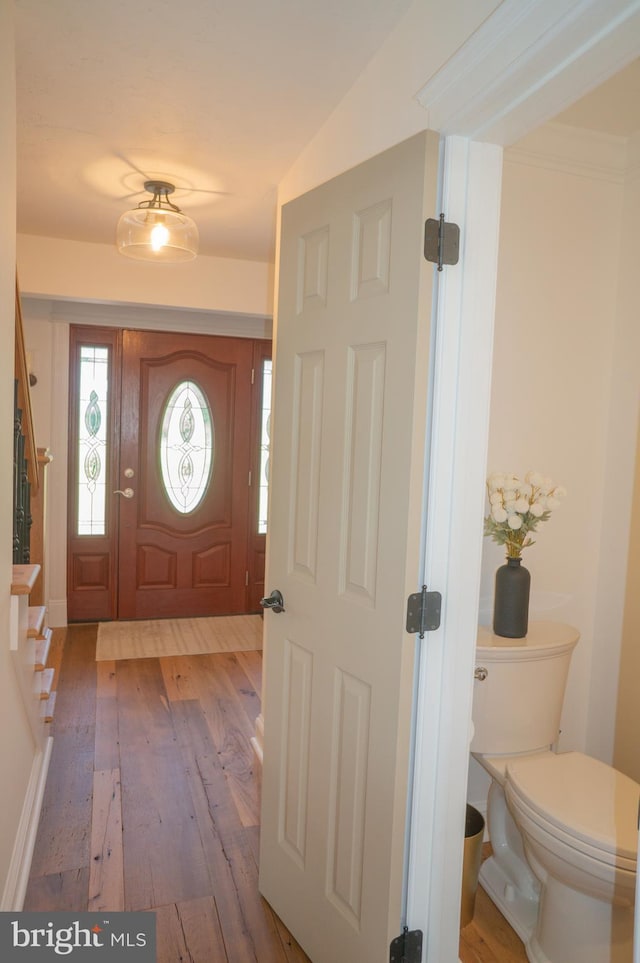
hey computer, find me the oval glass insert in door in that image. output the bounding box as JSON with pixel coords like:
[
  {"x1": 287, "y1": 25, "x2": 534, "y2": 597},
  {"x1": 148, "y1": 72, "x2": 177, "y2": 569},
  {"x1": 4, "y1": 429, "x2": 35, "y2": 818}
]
[{"x1": 159, "y1": 380, "x2": 214, "y2": 513}]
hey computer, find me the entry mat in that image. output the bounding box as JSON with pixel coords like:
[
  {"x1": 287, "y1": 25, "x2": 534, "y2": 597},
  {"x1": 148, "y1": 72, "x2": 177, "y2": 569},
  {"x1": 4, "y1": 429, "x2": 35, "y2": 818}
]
[{"x1": 96, "y1": 614, "x2": 263, "y2": 661}]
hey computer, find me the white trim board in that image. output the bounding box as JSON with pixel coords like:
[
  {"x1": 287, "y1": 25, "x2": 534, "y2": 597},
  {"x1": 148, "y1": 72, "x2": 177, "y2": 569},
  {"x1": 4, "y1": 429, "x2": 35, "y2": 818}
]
[
  {"x1": 406, "y1": 136, "x2": 503, "y2": 962},
  {"x1": 417, "y1": 0, "x2": 640, "y2": 146},
  {"x1": 1, "y1": 737, "x2": 53, "y2": 911}
]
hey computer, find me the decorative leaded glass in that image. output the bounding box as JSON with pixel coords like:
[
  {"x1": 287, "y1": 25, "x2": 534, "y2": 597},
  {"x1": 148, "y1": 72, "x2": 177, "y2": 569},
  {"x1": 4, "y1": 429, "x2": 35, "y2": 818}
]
[
  {"x1": 77, "y1": 347, "x2": 109, "y2": 535},
  {"x1": 258, "y1": 359, "x2": 272, "y2": 534},
  {"x1": 160, "y1": 381, "x2": 213, "y2": 513}
]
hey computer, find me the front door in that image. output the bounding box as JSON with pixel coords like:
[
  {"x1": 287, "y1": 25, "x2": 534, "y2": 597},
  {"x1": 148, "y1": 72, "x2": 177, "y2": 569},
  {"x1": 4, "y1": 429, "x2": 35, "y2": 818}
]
[
  {"x1": 259, "y1": 131, "x2": 439, "y2": 962},
  {"x1": 117, "y1": 329, "x2": 254, "y2": 619},
  {"x1": 67, "y1": 327, "x2": 267, "y2": 621}
]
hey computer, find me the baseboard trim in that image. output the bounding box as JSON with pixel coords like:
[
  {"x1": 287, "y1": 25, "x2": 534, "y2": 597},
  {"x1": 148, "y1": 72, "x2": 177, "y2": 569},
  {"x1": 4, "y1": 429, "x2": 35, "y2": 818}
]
[
  {"x1": 1, "y1": 735, "x2": 53, "y2": 910},
  {"x1": 46, "y1": 599, "x2": 67, "y2": 628}
]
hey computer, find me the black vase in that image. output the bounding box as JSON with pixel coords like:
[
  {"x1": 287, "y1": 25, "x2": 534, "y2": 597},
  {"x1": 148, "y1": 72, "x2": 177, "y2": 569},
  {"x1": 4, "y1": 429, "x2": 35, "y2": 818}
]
[{"x1": 493, "y1": 556, "x2": 530, "y2": 638}]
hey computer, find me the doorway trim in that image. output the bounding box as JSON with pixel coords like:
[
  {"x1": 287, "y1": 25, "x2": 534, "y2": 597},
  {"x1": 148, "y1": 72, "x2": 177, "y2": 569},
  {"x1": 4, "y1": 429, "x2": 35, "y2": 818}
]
[{"x1": 402, "y1": 2, "x2": 640, "y2": 960}]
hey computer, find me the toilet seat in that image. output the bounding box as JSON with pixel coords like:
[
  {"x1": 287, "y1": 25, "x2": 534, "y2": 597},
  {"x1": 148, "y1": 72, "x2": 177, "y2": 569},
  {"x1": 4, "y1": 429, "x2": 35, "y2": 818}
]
[{"x1": 505, "y1": 751, "x2": 639, "y2": 869}]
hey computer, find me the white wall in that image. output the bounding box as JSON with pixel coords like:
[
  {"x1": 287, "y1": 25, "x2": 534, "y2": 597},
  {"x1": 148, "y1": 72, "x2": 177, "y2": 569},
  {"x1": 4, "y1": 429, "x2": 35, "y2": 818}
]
[
  {"x1": 468, "y1": 121, "x2": 640, "y2": 808},
  {"x1": 0, "y1": 0, "x2": 45, "y2": 907},
  {"x1": 278, "y1": 0, "x2": 501, "y2": 205},
  {"x1": 18, "y1": 234, "x2": 274, "y2": 318}
]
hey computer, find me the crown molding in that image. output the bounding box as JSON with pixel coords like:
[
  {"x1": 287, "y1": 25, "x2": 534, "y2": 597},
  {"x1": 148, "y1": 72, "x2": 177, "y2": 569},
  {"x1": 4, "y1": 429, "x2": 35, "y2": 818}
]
[
  {"x1": 505, "y1": 121, "x2": 630, "y2": 182},
  {"x1": 416, "y1": 0, "x2": 640, "y2": 146}
]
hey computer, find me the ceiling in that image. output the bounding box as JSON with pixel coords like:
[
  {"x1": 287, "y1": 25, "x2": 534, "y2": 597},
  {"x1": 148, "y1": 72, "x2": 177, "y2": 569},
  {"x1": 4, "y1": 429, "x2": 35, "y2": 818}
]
[
  {"x1": 14, "y1": 0, "x2": 412, "y2": 263},
  {"x1": 14, "y1": 4, "x2": 640, "y2": 267}
]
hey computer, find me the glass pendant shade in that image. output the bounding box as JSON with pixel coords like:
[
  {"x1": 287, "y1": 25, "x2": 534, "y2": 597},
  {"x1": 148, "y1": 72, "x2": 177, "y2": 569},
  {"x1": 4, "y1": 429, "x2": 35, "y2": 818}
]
[{"x1": 116, "y1": 181, "x2": 199, "y2": 262}]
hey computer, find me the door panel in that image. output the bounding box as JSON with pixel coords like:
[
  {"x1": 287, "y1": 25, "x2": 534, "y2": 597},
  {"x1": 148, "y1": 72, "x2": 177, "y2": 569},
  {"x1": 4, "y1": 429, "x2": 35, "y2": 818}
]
[
  {"x1": 259, "y1": 131, "x2": 439, "y2": 962},
  {"x1": 117, "y1": 330, "x2": 254, "y2": 619}
]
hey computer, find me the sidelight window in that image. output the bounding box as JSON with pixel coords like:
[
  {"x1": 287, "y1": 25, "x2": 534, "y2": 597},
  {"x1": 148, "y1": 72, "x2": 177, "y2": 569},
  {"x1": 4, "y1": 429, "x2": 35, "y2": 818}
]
[
  {"x1": 258, "y1": 359, "x2": 272, "y2": 534},
  {"x1": 160, "y1": 380, "x2": 213, "y2": 514},
  {"x1": 77, "y1": 345, "x2": 110, "y2": 535}
]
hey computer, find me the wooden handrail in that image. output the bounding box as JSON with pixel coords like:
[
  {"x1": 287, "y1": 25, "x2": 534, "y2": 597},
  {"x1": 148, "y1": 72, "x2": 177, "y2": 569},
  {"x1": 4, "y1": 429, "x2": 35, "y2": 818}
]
[{"x1": 15, "y1": 278, "x2": 39, "y2": 494}]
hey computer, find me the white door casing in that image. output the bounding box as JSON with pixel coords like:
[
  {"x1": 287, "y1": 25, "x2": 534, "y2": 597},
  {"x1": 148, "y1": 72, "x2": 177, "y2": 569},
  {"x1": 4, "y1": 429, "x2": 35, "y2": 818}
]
[{"x1": 259, "y1": 131, "x2": 439, "y2": 962}]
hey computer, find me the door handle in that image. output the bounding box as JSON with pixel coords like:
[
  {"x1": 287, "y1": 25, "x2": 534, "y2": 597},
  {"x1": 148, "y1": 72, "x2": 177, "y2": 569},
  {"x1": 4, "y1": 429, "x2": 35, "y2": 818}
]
[
  {"x1": 113, "y1": 488, "x2": 135, "y2": 498},
  {"x1": 260, "y1": 589, "x2": 285, "y2": 613}
]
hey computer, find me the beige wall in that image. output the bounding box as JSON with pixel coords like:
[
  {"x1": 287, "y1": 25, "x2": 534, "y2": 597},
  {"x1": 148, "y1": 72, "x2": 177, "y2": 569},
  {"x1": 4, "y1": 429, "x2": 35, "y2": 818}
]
[
  {"x1": 615, "y1": 422, "x2": 640, "y2": 781},
  {"x1": 474, "y1": 121, "x2": 639, "y2": 776},
  {"x1": 18, "y1": 234, "x2": 274, "y2": 318},
  {"x1": 468, "y1": 123, "x2": 640, "y2": 808},
  {"x1": 0, "y1": 0, "x2": 45, "y2": 907},
  {"x1": 613, "y1": 161, "x2": 640, "y2": 782},
  {"x1": 278, "y1": 0, "x2": 500, "y2": 205}
]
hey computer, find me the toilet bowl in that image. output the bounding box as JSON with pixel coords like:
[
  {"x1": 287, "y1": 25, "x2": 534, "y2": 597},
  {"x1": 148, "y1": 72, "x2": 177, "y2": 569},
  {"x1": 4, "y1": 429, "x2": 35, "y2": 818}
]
[{"x1": 471, "y1": 622, "x2": 639, "y2": 963}]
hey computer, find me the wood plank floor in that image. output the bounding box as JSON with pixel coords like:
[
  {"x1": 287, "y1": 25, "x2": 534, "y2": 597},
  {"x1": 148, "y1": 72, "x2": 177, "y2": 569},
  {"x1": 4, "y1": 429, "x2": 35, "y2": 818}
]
[
  {"x1": 25, "y1": 624, "x2": 526, "y2": 963},
  {"x1": 459, "y1": 847, "x2": 528, "y2": 962},
  {"x1": 24, "y1": 624, "x2": 311, "y2": 963}
]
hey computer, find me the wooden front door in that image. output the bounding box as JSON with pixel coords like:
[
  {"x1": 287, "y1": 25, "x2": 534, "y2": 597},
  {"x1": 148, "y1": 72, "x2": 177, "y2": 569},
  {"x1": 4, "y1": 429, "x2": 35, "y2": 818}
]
[
  {"x1": 259, "y1": 131, "x2": 439, "y2": 962},
  {"x1": 67, "y1": 327, "x2": 268, "y2": 621}
]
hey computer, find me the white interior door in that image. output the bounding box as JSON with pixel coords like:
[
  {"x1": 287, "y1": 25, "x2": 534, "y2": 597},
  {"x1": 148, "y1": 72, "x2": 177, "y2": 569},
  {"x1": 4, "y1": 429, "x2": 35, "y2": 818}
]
[{"x1": 259, "y1": 131, "x2": 439, "y2": 963}]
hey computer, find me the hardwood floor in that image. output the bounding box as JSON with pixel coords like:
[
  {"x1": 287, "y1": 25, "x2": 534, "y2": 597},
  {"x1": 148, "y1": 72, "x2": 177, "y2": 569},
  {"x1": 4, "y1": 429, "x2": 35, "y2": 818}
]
[
  {"x1": 24, "y1": 623, "x2": 310, "y2": 963},
  {"x1": 25, "y1": 623, "x2": 526, "y2": 963},
  {"x1": 459, "y1": 847, "x2": 528, "y2": 962}
]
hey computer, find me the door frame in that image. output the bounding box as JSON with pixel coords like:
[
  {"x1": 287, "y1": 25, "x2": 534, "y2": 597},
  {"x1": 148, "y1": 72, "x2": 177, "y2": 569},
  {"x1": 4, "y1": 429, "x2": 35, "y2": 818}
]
[
  {"x1": 399, "y1": 3, "x2": 640, "y2": 960},
  {"x1": 66, "y1": 324, "x2": 271, "y2": 622}
]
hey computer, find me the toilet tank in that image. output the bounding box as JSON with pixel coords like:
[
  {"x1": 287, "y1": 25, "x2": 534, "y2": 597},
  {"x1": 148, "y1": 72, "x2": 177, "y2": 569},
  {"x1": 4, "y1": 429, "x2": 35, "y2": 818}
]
[{"x1": 470, "y1": 621, "x2": 579, "y2": 755}]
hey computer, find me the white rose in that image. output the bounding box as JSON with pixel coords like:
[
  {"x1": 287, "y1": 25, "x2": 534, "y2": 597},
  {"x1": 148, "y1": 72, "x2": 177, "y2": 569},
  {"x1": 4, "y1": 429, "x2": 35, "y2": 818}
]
[
  {"x1": 529, "y1": 501, "x2": 545, "y2": 517},
  {"x1": 490, "y1": 492, "x2": 503, "y2": 506},
  {"x1": 514, "y1": 497, "x2": 530, "y2": 513},
  {"x1": 519, "y1": 483, "x2": 532, "y2": 498},
  {"x1": 491, "y1": 507, "x2": 508, "y2": 523},
  {"x1": 526, "y1": 471, "x2": 544, "y2": 487},
  {"x1": 553, "y1": 485, "x2": 567, "y2": 498},
  {"x1": 487, "y1": 472, "x2": 506, "y2": 490},
  {"x1": 507, "y1": 514, "x2": 523, "y2": 530}
]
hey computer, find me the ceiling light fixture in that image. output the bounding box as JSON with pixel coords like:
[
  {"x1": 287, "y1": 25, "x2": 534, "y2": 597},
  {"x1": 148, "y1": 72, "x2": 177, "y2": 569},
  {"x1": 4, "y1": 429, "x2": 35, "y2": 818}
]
[{"x1": 116, "y1": 180, "x2": 199, "y2": 262}]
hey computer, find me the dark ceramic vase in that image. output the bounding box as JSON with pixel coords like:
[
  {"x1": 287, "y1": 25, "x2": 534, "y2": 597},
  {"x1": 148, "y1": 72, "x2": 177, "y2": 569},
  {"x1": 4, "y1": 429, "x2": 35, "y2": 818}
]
[{"x1": 493, "y1": 556, "x2": 530, "y2": 638}]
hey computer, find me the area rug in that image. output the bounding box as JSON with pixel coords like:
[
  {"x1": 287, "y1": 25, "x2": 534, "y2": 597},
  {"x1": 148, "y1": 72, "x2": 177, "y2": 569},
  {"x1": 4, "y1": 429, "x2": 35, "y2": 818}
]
[{"x1": 96, "y1": 614, "x2": 263, "y2": 662}]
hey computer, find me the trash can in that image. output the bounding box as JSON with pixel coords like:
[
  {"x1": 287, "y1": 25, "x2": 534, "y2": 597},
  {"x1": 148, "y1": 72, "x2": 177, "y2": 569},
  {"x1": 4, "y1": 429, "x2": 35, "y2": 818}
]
[{"x1": 460, "y1": 804, "x2": 485, "y2": 928}]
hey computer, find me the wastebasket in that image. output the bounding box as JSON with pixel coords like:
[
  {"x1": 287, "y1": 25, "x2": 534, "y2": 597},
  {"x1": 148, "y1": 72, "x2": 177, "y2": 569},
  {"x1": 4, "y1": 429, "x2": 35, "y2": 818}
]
[{"x1": 460, "y1": 804, "x2": 485, "y2": 928}]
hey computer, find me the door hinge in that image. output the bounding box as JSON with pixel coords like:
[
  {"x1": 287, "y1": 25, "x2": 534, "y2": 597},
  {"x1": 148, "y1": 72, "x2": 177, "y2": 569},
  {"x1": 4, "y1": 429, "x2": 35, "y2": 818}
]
[
  {"x1": 390, "y1": 926, "x2": 423, "y2": 963},
  {"x1": 406, "y1": 585, "x2": 441, "y2": 638},
  {"x1": 424, "y1": 213, "x2": 460, "y2": 271}
]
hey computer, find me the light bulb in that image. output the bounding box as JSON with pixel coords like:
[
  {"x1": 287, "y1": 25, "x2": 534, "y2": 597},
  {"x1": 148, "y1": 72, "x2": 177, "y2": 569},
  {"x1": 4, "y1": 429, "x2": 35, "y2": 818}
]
[{"x1": 150, "y1": 221, "x2": 170, "y2": 251}]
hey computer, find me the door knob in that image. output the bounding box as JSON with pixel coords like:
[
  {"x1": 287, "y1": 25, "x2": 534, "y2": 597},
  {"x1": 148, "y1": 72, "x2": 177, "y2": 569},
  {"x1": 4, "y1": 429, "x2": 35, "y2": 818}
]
[
  {"x1": 113, "y1": 488, "x2": 134, "y2": 498},
  {"x1": 260, "y1": 589, "x2": 285, "y2": 613}
]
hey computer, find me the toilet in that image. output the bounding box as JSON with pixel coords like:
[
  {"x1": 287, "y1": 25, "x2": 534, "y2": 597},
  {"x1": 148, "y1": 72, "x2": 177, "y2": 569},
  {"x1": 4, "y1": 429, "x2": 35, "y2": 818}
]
[{"x1": 471, "y1": 621, "x2": 639, "y2": 963}]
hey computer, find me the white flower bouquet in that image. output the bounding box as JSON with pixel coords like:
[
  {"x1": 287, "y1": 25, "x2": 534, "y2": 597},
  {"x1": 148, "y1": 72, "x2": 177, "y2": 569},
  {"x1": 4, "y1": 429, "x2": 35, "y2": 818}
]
[{"x1": 484, "y1": 471, "x2": 566, "y2": 558}]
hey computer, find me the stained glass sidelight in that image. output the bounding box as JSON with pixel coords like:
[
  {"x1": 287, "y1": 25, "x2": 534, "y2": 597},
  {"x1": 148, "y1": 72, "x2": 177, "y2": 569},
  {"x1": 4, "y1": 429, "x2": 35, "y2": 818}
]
[
  {"x1": 77, "y1": 346, "x2": 109, "y2": 535},
  {"x1": 258, "y1": 359, "x2": 272, "y2": 534},
  {"x1": 160, "y1": 380, "x2": 213, "y2": 513}
]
